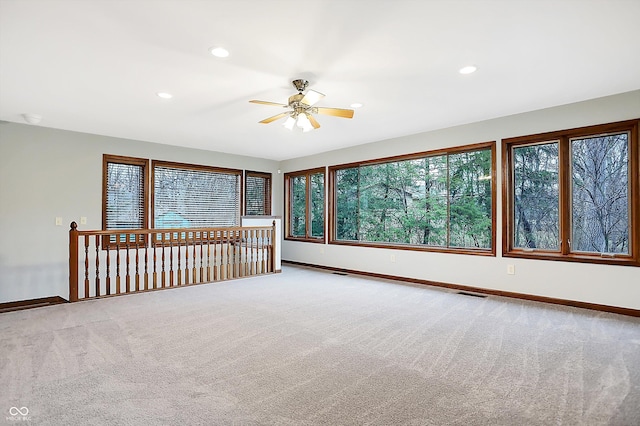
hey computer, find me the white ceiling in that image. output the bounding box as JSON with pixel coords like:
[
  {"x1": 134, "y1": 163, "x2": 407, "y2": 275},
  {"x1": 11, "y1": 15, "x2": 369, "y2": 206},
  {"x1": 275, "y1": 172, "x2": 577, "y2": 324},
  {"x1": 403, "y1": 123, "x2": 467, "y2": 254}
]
[{"x1": 1, "y1": 0, "x2": 639, "y2": 161}]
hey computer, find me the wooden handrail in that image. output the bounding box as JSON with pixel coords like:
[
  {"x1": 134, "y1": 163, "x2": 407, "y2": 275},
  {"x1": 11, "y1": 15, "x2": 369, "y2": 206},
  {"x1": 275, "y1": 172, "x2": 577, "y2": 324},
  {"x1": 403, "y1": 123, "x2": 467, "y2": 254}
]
[
  {"x1": 69, "y1": 222, "x2": 277, "y2": 302},
  {"x1": 74, "y1": 225, "x2": 270, "y2": 236}
]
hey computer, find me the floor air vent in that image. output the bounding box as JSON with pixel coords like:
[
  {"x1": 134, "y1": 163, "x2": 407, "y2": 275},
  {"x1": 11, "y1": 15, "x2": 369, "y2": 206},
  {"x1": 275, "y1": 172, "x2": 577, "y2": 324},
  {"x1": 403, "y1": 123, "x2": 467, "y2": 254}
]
[{"x1": 457, "y1": 291, "x2": 488, "y2": 298}]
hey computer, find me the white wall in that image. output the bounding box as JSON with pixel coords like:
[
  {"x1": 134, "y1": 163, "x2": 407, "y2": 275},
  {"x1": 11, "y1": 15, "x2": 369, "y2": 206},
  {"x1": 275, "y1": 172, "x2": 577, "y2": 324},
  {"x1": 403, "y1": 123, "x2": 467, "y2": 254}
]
[
  {"x1": 280, "y1": 90, "x2": 640, "y2": 310},
  {"x1": 0, "y1": 124, "x2": 281, "y2": 303}
]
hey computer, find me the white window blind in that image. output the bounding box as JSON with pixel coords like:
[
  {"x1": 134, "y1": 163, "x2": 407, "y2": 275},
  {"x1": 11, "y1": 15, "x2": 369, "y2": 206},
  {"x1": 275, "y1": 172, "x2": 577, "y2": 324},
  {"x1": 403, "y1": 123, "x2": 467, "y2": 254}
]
[
  {"x1": 153, "y1": 164, "x2": 241, "y2": 228},
  {"x1": 105, "y1": 162, "x2": 146, "y2": 230},
  {"x1": 245, "y1": 172, "x2": 271, "y2": 215}
]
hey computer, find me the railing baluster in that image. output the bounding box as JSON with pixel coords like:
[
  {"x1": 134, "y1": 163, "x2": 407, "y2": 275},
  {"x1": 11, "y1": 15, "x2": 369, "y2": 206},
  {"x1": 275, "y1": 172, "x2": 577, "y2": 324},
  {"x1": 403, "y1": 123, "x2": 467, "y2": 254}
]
[
  {"x1": 105, "y1": 236, "x2": 111, "y2": 296},
  {"x1": 144, "y1": 237, "x2": 149, "y2": 290},
  {"x1": 227, "y1": 230, "x2": 233, "y2": 279},
  {"x1": 244, "y1": 229, "x2": 249, "y2": 277},
  {"x1": 160, "y1": 233, "x2": 165, "y2": 288},
  {"x1": 135, "y1": 240, "x2": 140, "y2": 292},
  {"x1": 95, "y1": 235, "x2": 101, "y2": 297},
  {"x1": 271, "y1": 220, "x2": 277, "y2": 273},
  {"x1": 152, "y1": 232, "x2": 157, "y2": 289},
  {"x1": 267, "y1": 229, "x2": 272, "y2": 273},
  {"x1": 192, "y1": 233, "x2": 197, "y2": 284},
  {"x1": 184, "y1": 232, "x2": 190, "y2": 285},
  {"x1": 251, "y1": 229, "x2": 256, "y2": 275},
  {"x1": 116, "y1": 238, "x2": 121, "y2": 294},
  {"x1": 260, "y1": 230, "x2": 265, "y2": 274},
  {"x1": 125, "y1": 237, "x2": 131, "y2": 293},
  {"x1": 199, "y1": 232, "x2": 204, "y2": 283},
  {"x1": 169, "y1": 237, "x2": 174, "y2": 287},
  {"x1": 177, "y1": 232, "x2": 182, "y2": 286},
  {"x1": 236, "y1": 230, "x2": 241, "y2": 277},
  {"x1": 232, "y1": 230, "x2": 237, "y2": 278},
  {"x1": 84, "y1": 235, "x2": 90, "y2": 298},
  {"x1": 213, "y1": 232, "x2": 218, "y2": 281},
  {"x1": 206, "y1": 232, "x2": 211, "y2": 282}
]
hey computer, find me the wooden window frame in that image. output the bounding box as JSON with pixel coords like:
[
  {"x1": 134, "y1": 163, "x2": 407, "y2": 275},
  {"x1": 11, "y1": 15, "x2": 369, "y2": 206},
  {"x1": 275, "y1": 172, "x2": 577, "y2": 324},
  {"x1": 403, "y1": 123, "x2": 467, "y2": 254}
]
[
  {"x1": 328, "y1": 141, "x2": 497, "y2": 256},
  {"x1": 284, "y1": 167, "x2": 326, "y2": 243},
  {"x1": 102, "y1": 155, "x2": 149, "y2": 249},
  {"x1": 502, "y1": 119, "x2": 640, "y2": 266},
  {"x1": 244, "y1": 170, "x2": 272, "y2": 216}
]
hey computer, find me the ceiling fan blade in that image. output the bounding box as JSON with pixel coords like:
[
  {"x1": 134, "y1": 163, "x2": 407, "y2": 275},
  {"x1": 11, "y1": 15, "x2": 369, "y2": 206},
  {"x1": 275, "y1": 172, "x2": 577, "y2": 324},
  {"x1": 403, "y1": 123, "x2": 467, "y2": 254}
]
[
  {"x1": 308, "y1": 115, "x2": 321, "y2": 129},
  {"x1": 259, "y1": 112, "x2": 289, "y2": 124},
  {"x1": 301, "y1": 89, "x2": 325, "y2": 106},
  {"x1": 250, "y1": 100, "x2": 287, "y2": 107},
  {"x1": 316, "y1": 107, "x2": 354, "y2": 119}
]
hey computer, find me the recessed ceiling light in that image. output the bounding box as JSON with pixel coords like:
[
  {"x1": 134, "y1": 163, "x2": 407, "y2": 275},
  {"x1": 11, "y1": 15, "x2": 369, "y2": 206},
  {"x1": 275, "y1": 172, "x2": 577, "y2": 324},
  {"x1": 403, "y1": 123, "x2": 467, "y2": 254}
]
[
  {"x1": 350, "y1": 103, "x2": 363, "y2": 108},
  {"x1": 210, "y1": 47, "x2": 229, "y2": 58},
  {"x1": 156, "y1": 92, "x2": 173, "y2": 99},
  {"x1": 459, "y1": 65, "x2": 477, "y2": 75}
]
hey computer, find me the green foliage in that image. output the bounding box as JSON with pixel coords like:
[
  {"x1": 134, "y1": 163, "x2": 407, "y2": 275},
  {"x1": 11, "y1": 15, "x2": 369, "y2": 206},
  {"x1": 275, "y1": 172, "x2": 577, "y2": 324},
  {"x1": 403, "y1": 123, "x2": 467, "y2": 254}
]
[
  {"x1": 291, "y1": 175, "x2": 306, "y2": 237},
  {"x1": 513, "y1": 143, "x2": 559, "y2": 249},
  {"x1": 290, "y1": 172, "x2": 325, "y2": 239},
  {"x1": 310, "y1": 173, "x2": 324, "y2": 238},
  {"x1": 335, "y1": 148, "x2": 493, "y2": 249}
]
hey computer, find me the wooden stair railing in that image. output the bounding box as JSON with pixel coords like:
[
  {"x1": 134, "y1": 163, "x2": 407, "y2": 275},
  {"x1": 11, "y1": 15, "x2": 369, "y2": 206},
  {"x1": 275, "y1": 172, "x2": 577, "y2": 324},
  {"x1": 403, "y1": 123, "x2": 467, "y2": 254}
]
[{"x1": 69, "y1": 221, "x2": 277, "y2": 302}]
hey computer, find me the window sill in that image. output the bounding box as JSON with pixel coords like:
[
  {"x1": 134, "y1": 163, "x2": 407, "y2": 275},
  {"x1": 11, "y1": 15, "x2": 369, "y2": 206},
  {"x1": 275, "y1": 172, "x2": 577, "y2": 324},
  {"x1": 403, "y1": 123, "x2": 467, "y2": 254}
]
[
  {"x1": 329, "y1": 239, "x2": 495, "y2": 256},
  {"x1": 503, "y1": 250, "x2": 639, "y2": 267},
  {"x1": 285, "y1": 237, "x2": 326, "y2": 244}
]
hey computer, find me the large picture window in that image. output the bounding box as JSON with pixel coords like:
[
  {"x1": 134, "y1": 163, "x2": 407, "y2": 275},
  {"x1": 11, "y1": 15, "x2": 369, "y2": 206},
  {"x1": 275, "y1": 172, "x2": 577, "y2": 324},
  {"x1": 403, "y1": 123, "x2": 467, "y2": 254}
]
[
  {"x1": 152, "y1": 161, "x2": 242, "y2": 229},
  {"x1": 285, "y1": 168, "x2": 325, "y2": 242},
  {"x1": 503, "y1": 119, "x2": 639, "y2": 265},
  {"x1": 329, "y1": 142, "x2": 495, "y2": 255}
]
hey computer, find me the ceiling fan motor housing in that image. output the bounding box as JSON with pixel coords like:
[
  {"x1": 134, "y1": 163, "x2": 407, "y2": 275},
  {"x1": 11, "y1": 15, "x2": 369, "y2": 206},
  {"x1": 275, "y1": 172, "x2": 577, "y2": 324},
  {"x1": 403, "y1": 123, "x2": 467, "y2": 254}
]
[{"x1": 288, "y1": 93, "x2": 311, "y2": 116}]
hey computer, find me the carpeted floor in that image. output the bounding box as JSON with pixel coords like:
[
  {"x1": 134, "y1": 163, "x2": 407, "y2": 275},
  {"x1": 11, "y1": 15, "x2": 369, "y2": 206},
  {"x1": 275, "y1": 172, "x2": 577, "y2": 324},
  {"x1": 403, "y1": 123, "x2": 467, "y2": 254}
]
[{"x1": 1, "y1": 265, "x2": 639, "y2": 425}]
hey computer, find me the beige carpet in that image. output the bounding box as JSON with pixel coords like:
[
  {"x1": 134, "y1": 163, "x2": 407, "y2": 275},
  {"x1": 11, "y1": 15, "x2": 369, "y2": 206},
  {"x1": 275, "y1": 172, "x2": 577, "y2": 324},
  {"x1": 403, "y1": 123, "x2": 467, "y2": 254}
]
[{"x1": 1, "y1": 265, "x2": 639, "y2": 425}]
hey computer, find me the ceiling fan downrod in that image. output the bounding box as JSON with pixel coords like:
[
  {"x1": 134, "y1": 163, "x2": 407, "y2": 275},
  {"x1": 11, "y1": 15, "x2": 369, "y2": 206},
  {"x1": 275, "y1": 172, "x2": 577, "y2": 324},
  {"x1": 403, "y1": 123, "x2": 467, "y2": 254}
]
[{"x1": 291, "y1": 79, "x2": 309, "y2": 93}]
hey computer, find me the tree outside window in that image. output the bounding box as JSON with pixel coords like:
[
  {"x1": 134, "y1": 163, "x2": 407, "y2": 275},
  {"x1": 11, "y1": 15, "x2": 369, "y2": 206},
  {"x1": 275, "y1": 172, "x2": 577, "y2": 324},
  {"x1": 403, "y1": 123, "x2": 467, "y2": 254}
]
[
  {"x1": 331, "y1": 142, "x2": 495, "y2": 254},
  {"x1": 503, "y1": 119, "x2": 639, "y2": 266}
]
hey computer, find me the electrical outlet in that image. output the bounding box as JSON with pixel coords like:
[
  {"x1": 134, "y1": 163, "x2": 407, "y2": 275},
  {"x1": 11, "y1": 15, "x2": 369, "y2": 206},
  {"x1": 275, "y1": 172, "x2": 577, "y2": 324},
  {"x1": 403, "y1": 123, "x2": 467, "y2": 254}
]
[
  {"x1": 80, "y1": 216, "x2": 87, "y2": 225},
  {"x1": 507, "y1": 264, "x2": 515, "y2": 275},
  {"x1": 390, "y1": 254, "x2": 396, "y2": 263},
  {"x1": 55, "y1": 217, "x2": 62, "y2": 226}
]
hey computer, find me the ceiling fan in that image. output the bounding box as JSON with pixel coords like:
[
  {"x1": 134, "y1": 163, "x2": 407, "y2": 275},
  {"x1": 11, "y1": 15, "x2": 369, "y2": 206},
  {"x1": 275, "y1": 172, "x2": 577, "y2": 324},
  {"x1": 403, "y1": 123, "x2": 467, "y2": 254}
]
[{"x1": 249, "y1": 79, "x2": 354, "y2": 132}]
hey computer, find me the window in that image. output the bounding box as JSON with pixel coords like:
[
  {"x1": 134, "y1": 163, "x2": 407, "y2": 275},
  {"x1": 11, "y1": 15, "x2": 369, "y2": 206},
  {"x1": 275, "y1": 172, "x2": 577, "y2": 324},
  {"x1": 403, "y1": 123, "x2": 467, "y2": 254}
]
[
  {"x1": 102, "y1": 155, "x2": 148, "y2": 246},
  {"x1": 285, "y1": 168, "x2": 325, "y2": 242},
  {"x1": 245, "y1": 171, "x2": 272, "y2": 215},
  {"x1": 152, "y1": 161, "x2": 242, "y2": 229},
  {"x1": 329, "y1": 142, "x2": 495, "y2": 255},
  {"x1": 503, "y1": 119, "x2": 639, "y2": 266}
]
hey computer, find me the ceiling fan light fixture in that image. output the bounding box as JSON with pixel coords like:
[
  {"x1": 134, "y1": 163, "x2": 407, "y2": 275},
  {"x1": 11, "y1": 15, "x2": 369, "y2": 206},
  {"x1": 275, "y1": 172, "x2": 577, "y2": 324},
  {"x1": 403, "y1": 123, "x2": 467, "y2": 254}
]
[
  {"x1": 296, "y1": 113, "x2": 310, "y2": 128},
  {"x1": 283, "y1": 115, "x2": 296, "y2": 130},
  {"x1": 302, "y1": 115, "x2": 314, "y2": 132}
]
